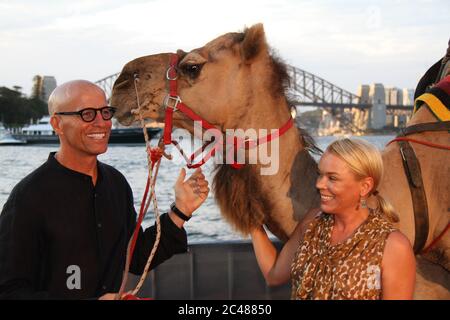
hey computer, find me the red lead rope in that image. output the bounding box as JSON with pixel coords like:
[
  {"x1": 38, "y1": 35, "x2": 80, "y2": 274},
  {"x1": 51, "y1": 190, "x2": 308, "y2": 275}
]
[
  {"x1": 127, "y1": 148, "x2": 163, "y2": 263},
  {"x1": 118, "y1": 147, "x2": 163, "y2": 300},
  {"x1": 128, "y1": 176, "x2": 150, "y2": 263}
]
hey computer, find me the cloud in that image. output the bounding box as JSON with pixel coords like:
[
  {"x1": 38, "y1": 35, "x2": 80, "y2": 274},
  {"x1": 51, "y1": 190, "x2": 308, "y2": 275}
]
[{"x1": 0, "y1": 0, "x2": 448, "y2": 96}]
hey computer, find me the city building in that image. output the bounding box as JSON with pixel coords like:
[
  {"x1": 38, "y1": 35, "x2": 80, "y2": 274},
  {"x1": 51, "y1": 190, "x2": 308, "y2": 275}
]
[{"x1": 32, "y1": 75, "x2": 57, "y2": 102}]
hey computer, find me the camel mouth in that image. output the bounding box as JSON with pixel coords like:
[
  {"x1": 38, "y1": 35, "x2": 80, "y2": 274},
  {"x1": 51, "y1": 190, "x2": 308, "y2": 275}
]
[
  {"x1": 114, "y1": 109, "x2": 135, "y2": 126},
  {"x1": 112, "y1": 87, "x2": 166, "y2": 125},
  {"x1": 125, "y1": 101, "x2": 165, "y2": 123}
]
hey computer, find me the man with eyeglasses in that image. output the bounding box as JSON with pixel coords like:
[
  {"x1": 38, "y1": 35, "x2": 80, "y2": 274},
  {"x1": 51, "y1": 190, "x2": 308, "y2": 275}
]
[{"x1": 0, "y1": 80, "x2": 210, "y2": 299}]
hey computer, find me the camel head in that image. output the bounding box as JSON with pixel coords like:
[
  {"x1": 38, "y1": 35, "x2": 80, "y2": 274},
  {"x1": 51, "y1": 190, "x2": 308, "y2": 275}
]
[{"x1": 111, "y1": 23, "x2": 290, "y2": 133}]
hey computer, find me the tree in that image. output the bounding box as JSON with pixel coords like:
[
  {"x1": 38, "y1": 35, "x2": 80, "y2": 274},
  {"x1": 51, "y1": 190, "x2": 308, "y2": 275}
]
[
  {"x1": 27, "y1": 97, "x2": 48, "y2": 121},
  {"x1": 12, "y1": 86, "x2": 22, "y2": 93},
  {"x1": 0, "y1": 86, "x2": 48, "y2": 128}
]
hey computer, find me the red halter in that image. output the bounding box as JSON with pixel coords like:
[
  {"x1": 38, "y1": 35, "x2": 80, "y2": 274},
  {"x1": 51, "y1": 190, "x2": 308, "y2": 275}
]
[{"x1": 162, "y1": 53, "x2": 294, "y2": 169}]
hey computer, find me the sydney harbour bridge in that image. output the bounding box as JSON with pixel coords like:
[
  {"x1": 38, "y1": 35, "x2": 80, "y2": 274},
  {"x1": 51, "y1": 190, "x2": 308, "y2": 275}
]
[{"x1": 95, "y1": 65, "x2": 413, "y2": 135}]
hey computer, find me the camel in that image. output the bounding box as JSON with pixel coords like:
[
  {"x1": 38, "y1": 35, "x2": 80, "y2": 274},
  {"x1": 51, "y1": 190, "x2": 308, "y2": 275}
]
[{"x1": 110, "y1": 24, "x2": 449, "y2": 299}]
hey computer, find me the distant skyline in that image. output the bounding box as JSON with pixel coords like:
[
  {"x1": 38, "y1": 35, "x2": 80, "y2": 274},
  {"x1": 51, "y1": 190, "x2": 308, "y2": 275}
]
[{"x1": 1, "y1": 0, "x2": 449, "y2": 97}]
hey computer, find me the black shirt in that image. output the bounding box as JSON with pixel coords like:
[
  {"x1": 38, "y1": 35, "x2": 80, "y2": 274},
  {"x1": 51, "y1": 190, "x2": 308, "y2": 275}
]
[{"x1": 0, "y1": 152, "x2": 187, "y2": 299}]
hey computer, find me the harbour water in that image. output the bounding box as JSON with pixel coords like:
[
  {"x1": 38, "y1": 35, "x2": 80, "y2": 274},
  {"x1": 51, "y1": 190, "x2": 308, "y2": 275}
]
[{"x1": 0, "y1": 135, "x2": 394, "y2": 243}]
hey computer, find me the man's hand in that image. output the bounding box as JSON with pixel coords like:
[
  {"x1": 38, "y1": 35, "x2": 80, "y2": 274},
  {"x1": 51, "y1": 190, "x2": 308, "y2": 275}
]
[
  {"x1": 98, "y1": 292, "x2": 134, "y2": 300},
  {"x1": 98, "y1": 293, "x2": 118, "y2": 300},
  {"x1": 173, "y1": 167, "x2": 210, "y2": 220}
]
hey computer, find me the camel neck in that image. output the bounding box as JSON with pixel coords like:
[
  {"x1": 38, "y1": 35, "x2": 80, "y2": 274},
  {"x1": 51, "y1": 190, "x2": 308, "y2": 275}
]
[
  {"x1": 240, "y1": 95, "x2": 292, "y2": 131},
  {"x1": 408, "y1": 105, "x2": 437, "y2": 125}
]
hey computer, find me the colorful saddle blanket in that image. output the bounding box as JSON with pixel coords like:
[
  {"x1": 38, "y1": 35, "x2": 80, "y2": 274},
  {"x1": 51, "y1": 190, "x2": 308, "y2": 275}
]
[{"x1": 414, "y1": 75, "x2": 450, "y2": 121}]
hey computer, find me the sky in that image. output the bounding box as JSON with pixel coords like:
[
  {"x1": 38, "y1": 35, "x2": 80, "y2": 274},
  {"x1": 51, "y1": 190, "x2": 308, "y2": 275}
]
[{"x1": 0, "y1": 0, "x2": 449, "y2": 97}]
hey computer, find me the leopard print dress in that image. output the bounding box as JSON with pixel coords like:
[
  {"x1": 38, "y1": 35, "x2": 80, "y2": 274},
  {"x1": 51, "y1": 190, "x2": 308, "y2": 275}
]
[{"x1": 290, "y1": 212, "x2": 396, "y2": 300}]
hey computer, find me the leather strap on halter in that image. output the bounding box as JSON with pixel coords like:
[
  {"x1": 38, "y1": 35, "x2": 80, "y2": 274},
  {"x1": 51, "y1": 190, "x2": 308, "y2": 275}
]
[
  {"x1": 397, "y1": 140, "x2": 429, "y2": 254},
  {"x1": 388, "y1": 124, "x2": 449, "y2": 254},
  {"x1": 163, "y1": 54, "x2": 180, "y2": 145}
]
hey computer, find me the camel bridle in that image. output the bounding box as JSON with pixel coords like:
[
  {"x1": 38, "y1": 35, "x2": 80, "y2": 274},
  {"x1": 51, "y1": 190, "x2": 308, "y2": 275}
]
[{"x1": 160, "y1": 53, "x2": 295, "y2": 169}]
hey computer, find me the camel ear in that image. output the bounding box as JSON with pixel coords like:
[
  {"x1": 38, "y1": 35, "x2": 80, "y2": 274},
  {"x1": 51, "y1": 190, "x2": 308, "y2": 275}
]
[
  {"x1": 176, "y1": 49, "x2": 188, "y2": 61},
  {"x1": 240, "y1": 23, "x2": 267, "y2": 62}
]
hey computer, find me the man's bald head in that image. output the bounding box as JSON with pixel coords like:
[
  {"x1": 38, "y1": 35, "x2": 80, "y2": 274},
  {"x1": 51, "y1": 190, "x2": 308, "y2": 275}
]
[{"x1": 48, "y1": 80, "x2": 107, "y2": 115}]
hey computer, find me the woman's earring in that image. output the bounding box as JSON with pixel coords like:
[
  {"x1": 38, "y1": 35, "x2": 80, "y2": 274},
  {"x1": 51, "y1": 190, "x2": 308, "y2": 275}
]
[{"x1": 360, "y1": 197, "x2": 367, "y2": 209}]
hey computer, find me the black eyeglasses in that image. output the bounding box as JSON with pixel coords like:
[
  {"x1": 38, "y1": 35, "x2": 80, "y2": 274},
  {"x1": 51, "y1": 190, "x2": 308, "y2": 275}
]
[{"x1": 55, "y1": 106, "x2": 117, "y2": 123}]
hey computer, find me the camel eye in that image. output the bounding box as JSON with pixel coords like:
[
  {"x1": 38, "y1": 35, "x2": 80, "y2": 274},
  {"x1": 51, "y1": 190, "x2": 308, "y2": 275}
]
[{"x1": 181, "y1": 63, "x2": 203, "y2": 79}]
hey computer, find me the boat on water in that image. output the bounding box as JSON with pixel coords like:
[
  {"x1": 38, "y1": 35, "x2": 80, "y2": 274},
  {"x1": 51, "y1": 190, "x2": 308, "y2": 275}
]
[
  {"x1": 0, "y1": 126, "x2": 27, "y2": 146},
  {"x1": 12, "y1": 116, "x2": 162, "y2": 144}
]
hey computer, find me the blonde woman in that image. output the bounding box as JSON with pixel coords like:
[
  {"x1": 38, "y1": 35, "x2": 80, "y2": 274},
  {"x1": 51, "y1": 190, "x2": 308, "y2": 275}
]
[{"x1": 251, "y1": 138, "x2": 415, "y2": 300}]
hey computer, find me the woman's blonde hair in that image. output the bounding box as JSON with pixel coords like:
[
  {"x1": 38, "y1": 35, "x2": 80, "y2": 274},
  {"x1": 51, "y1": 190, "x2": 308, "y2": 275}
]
[{"x1": 326, "y1": 138, "x2": 399, "y2": 223}]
